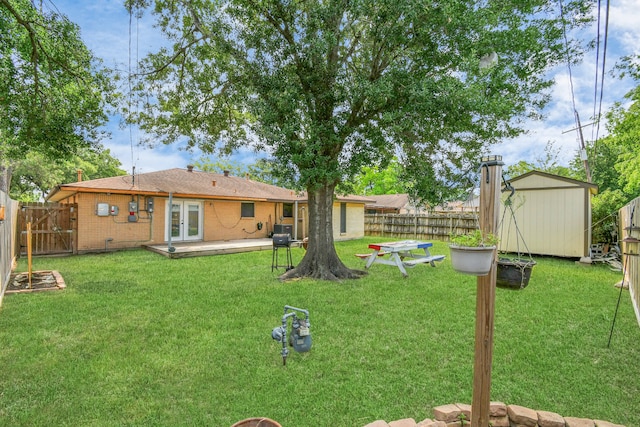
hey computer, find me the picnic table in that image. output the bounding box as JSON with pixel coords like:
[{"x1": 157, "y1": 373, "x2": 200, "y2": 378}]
[{"x1": 360, "y1": 240, "x2": 445, "y2": 277}]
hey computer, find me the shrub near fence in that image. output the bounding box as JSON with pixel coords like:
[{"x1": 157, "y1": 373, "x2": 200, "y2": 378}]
[
  {"x1": 0, "y1": 190, "x2": 19, "y2": 307},
  {"x1": 365, "y1": 213, "x2": 478, "y2": 242}
]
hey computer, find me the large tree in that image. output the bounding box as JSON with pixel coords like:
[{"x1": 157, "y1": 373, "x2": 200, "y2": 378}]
[
  {"x1": 10, "y1": 146, "x2": 126, "y2": 201},
  {"x1": 571, "y1": 60, "x2": 640, "y2": 244},
  {"x1": 347, "y1": 157, "x2": 405, "y2": 196},
  {"x1": 0, "y1": 0, "x2": 114, "y2": 193},
  {"x1": 127, "y1": 0, "x2": 592, "y2": 280},
  {"x1": 599, "y1": 86, "x2": 640, "y2": 197}
]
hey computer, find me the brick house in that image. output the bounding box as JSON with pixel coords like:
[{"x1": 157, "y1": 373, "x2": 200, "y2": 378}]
[{"x1": 46, "y1": 167, "x2": 371, "y2": 253}]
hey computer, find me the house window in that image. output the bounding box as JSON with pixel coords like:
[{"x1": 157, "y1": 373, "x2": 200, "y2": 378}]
[
  {"x1": 283, "y1": 203, "x2": 293, "y2": 218},
  {"x1": 241, "y1": 202, "x2": 255, "y2": 218},
  {"x1": 340, "y1": 203, "x2": 347, "y2": 233}
]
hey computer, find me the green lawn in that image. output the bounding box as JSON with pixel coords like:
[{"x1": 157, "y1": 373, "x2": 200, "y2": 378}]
[{"x1": 1, "y1": 238, "x2": 638, "y2": 426}]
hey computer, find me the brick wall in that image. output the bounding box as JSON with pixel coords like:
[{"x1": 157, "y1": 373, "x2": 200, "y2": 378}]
[{"x1": 362, "y1": 402, "x2": 625, "y2": 427}]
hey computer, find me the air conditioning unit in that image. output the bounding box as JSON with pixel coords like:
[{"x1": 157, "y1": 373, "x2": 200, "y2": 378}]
[{"x1": 273, "y1": 224, "x2": 292, "y2": 237}]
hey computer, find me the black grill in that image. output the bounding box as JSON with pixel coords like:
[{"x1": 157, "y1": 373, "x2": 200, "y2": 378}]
[
  {"x1": 272, "y1": 234, "x2": 293, "y2": 271},
  {"x1": 272, "y1": 233, "x2": 291, "y2": 247}
]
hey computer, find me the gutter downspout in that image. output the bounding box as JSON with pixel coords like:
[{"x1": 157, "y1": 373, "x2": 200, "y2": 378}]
[
  {"x1": 167, "y1": 192, "x2": 175, "y2": 253},
  {"x1": 294, "y1": 200, "x2": 298, "y2": 240}
]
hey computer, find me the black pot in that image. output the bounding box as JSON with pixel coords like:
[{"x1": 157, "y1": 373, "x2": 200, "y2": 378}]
[{"x1": 496, "y1": 258, "x2": 536, "y2": 289}]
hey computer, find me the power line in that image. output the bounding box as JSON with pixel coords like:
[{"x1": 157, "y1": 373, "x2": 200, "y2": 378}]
[
  {"x1": 593, "y1": 0, "x2": 611, "y2": 146},
  {"x1": 128, "y1": 6, "x2": 134, "y2": 174},
  {"x1": 128, "y1": 3, "x2": 141, "y2": 176},
  {"x1": 592, "y1": 0, "x2": 602, "y2": 131},
  {"x1": 558, "y1": 0, "x2": 591, "y2": 182}
]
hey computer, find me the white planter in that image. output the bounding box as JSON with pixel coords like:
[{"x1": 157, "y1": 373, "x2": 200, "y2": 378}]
[{"x1": 449, "y1": 245, "x2": 496, "y2": 276}]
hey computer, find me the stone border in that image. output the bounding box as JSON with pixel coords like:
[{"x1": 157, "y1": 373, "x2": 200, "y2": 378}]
[
  {"x1": 5, "y1": 270, "x2": 66, "y2": 294},
  {"x1": 363, "y1": 402, "x2": 626, "y2": 427}
]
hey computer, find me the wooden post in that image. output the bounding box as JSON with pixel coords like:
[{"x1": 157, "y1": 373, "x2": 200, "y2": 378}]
[
  {"x1": 27, "y1": 221, "x2": 33, "y2": 289},
  {"x1": 471, "y1": 155, "x2": 503, "y2": 426}
]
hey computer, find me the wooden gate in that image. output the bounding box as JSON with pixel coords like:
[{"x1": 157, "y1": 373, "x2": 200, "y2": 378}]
[{"x1": 18, "y1": 202, "x2": 77, "y2": 256}]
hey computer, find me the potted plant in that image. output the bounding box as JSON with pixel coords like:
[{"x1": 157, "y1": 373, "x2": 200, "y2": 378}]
[
  {"x1": 495, "y1": 189, "x2": 536, "y2": 289},
  {"x1": 496, "y1": 257, "x2": 536, "y2": 289},
  {"x1": 449, "y1": 230, "x2": 498, "y2": 276}
]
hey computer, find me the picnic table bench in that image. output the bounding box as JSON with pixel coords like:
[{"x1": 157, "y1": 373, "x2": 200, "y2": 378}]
[{"x1": 360, "y1": 240, "x2": 445, "y2": 277}]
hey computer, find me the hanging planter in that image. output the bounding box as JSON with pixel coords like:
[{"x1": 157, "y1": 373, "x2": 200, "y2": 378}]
[
  {"x1": 497, "y1": 180, "x2": 536, "y2": 289},
  {"x1": 449, "y1": 230, "x2": 498, "y2": 276},
  {"x1": 450, "y1": 245, "x2": 496, "y2": 276},
  {"x1": 496, "y1": 258, "x2": 536, "y2": 289}
]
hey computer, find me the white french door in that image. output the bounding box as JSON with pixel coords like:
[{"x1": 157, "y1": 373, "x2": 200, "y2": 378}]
[{"x1": 166, "y1": 200, "x2": 203, "y2": 242}]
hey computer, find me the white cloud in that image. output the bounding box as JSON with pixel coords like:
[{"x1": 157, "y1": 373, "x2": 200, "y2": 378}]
[{"x1": 55, "y1": 1, "x2": 640, "y2": 176}]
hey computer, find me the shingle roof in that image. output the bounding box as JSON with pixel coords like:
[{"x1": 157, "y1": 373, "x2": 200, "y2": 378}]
[
  {"x1": 47, "y1": 168, "x2": 302, "y2": 202},
  {"x1": 365, "y1": 194, "x2": 410, "y2": 210},
  {"x1": 47, "y1": 168, "x2": 372, "y2": 203}
]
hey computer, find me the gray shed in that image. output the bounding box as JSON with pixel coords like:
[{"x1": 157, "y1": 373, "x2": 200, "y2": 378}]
[{"x1": 499, "y1": 171, "x2": 598, "y2": 258}]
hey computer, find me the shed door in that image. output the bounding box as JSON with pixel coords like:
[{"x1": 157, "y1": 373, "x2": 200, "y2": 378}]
[{"x1": 166, "y1": 200, "x2": 203, "y2": 242}]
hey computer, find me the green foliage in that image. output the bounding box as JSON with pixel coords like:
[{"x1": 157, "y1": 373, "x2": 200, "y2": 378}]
[
  {"x1": 591, "y1": 189, "x2": 627, "y2": 243},
  {"x1": 568, "y1": 59, "x2": 640, "y2": 242},
  {"x1": 450, "y1": 229, "x2": 499, "y2": 247},
  {"x1": 193, "y1": 157, "x2": 247, "y2": 176},
  {"x1": 127, "y1": 0, "x2": 593, "y2": 203},
  {"x1": 505, "y1": 142, "x2": 580, "y2": 180},
  {"x1": 603, "y1": 85, "x2": 640, "y2": 196},
  {"x1": 575, "y1": 57, "x2": 640, "y2": 200},
  {"x1": 9, "y1": 146, "x2": 126, "y2": 201},
  {"x1": 346, "y1": 157, "x2": 405, "y2": 195},
  {"x1": 1, "y1": 239, "x2": 638, "y2": 426},
  {"x1": 0, "y1": 0, "x2": 115, "y2": 192},
  {"x1": 193, "y1": 156, "x2": 297, "y2": 188},
  {"x1": 246, "y1": 158, "x2": 299, "y2": 189}
]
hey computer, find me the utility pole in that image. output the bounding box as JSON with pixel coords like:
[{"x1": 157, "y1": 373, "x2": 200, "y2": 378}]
[
  {"x1": 471, "y1": 155, "x2": 502, "y2": 426},
  {"x1": 574, "y1": 110, "x2": 592, "y2": 183}
]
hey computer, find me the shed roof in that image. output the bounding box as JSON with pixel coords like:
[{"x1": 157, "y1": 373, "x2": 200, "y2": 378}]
[
  {"x1": 47, "y1": 168, "x2": 372, "y2": 204},
  {"x1": 508, "y1": 170, "x2": 598, "y2": 195}
]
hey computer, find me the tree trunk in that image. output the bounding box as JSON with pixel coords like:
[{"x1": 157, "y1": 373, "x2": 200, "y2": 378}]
[
  {"x1": 280, "y1": 182, "x2": 367, "y2": 281},
  {"x1": 0, "y1": 163, "x2": 13, "y2": 194}
]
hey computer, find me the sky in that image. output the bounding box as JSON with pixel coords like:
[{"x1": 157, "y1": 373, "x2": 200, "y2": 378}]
[{"x1": 51, "y1": 0, "x2": 640, "y2": 176}]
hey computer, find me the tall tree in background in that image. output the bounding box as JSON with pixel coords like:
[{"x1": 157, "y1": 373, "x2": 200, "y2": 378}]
[
  {"x1": 348, "y1": 157, "x2": 405, "y2": 196},
  {"x1": 10, "y1": 146, "x2": 126, "y2": 201},
  {"x1": 573, "y1": 58, "x2": 640, "y2": 243},
  {"x1": 504, "y1": 141, "x2": 579, "y2": 179},
  {"x1": 0, "y1": 0, "x2": 114, "y2": 193},
  {"x1": 128, "y1": 0, "x2": 592, "y2": 280},
  {"x1": 599, "y1": 90, "x2": 640, "y2": 197},
  {"x1": 194, "y1": 156, "x2": 297, "y2": 188}
]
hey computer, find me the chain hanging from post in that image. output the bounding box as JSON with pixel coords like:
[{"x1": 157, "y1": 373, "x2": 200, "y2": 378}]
[
  {"x1": 498, "y1": 175, "x2": 534, "y2": 261},
  {"x1": 497, "y1": 174, "x2": 536, "y2": 289}
]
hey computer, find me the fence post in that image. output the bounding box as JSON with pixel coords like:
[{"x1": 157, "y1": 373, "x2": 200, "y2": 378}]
[
  {"x1": 382, "y1": 214, "x2": 385, "y2": 237},
  {"x1": 471, "y1": 155, "x2": 502, "y2": 427},
  {"x1": 27, "y1": 222, "x2": 32, "y2": 288}
]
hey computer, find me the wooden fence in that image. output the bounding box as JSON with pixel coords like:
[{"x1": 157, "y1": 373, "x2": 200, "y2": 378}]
[
  {"x1": 17, "y1": 202, "x2": 77, "y2": 256},
  {"x1": 365, "y1": 212, "x2": 478, "y2": 242},
  {"x1": 0, "y1": 190, "x2": 19, "y2": 306},
  {"x1": 619, "y1": 198, "x2": 640, "y2": 328}
]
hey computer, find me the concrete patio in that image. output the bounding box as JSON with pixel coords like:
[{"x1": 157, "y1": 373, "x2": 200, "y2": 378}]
[{"x1": 144, "y1": 238, "x2": 303, "y2": 259}]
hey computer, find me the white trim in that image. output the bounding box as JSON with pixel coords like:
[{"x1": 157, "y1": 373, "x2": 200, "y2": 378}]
[{"x1": 165, "y1": 199, "x2": 204, "y2": 242}]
